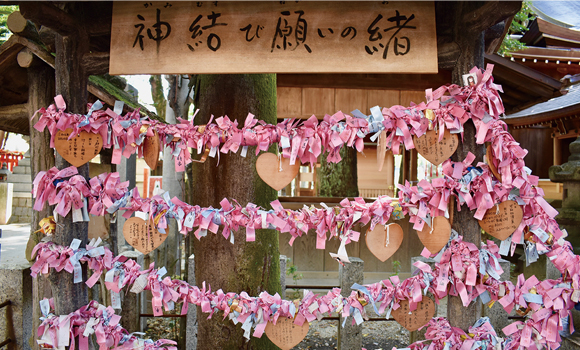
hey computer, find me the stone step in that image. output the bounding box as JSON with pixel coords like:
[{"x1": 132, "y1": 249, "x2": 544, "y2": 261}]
[
  {"x1": 12, "y1": 183, "x2": 31, "y2": 193},
  {"x1": 12, "y1": 192, "x2": 31, "y2": 198},
  {"x1": 12, "y1": 166, "x2": 31, "y2": 175},
  {"x1": 17, "y1": 158, "x2": 30, "y2": 166},
  {"x1": 7, "y1": 174, "x2": 32, "y2": 183}
]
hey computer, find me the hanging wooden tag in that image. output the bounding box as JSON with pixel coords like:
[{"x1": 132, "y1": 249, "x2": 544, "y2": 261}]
[
  {"x1": 392, "y1": 297, "x2": 435, "y2": 331},
  {"x1": 256, "y1": 153, "x2": 300, "y2": 191},
  {"x1": 377, "y1": 130, "x2": 387, "y2": 171},
  {"x1": 366, "y1": 223, "x2": 404, "y2": 262},
  {"x1": 265, "y1": 317, "x2": 309, "y2": 350},
  {"x1": 486, "y1": 145, "x2": 501, "y2": 182},
  {"x1": 416, "y1": 216, "x2": 451, "y2": 254},
  {"x1": 478, "y1": 200, "x2": 523, "y2": 241},
  {"x1": 143, "y1": 129, "x2": 160, "y2": 170},
  {"x1": 413, "y1": 128, "x2": 459, "y2": 166},
  {"x1": 123, "y1": 217, "x2": 167, "y2": 255},
  {"x1": 54, "y1": 128, "x2": 103, "y2": 167}
]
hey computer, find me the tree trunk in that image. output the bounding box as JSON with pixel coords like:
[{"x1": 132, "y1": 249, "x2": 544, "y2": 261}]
[
  {"x1": 28, "y1": 58, "x2": 55, "y2": 350},
  {"x1": 191, "y1": 74, "x2": 280, "y2": 350},
  {"x1": 446, "y1": 1, "x2": 485, "y2": 332},
  {"x1": 317, "y1": 146, "x2": 358, "y2": 197},
  {"x1": 50, "y1": 16, "x2": 90, "y2": 317}
]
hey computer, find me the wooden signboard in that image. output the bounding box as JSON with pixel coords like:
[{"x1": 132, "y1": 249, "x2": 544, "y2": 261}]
[
  {"x1": 391, "y1": 297, "x2": 435, "y2": 331},
  {"x1": 110, "y1": 1, "x2": 437, "y2": 74}
]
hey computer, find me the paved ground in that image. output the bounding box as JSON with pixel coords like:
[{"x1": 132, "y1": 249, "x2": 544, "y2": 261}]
[{"x1": 0, "y1": 223, "x2": 31, "y2": 266}]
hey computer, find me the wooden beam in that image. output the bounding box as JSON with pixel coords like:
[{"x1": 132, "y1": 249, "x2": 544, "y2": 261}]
[
  {"x1": 83, "y1": 52, "x2": 109, "y2": 76},
  {"x1": 0, "y1": 103, "x2": 31, "y2": 135},
  {"x1": 19, "y1": 2, "x2": 81, "y2": 37},
  {"x1": 462, "y1": 1, "x2": 522, "y2": 35},
  {"x1": 7, "y1": 10, "x2": 40, "y2": 42},
  {"x1": 17, "y1": 48, "x2": 34, "y2": 68}
]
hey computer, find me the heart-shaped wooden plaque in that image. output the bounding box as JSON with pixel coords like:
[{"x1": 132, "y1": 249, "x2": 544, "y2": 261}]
[
  {"x1": 55, "y1": 128, "x2": 103, "y2": 167},
  {"x1": 392, "y1": 297, "x2": 435, "y2": 331},
  {"x1": 413, "y1": 128, "x2": 459, "y2": 166},
  {"x1": 256, "y1": 153, "x2": 300, "y2": 191},
  {"x1": 123, "y1": 217, "x2": 167, "y2": 255},
  {"x1": 366, "y1": 223, "x2": 403, "y2": 262},
  {"x1": 377, "y1": 130, "x2": 387, "y2": 171},
  {"x1": 416, "y1": 216, "x2": 451, "y2": 254},
  {"x1": 143, "y1": 129, "x2": 160, "y2": 170},
  {"x1": 265, "y1": 317, "x2": 309, "y2": 350},
  {"x1": 478, "y1": 200, "x2": 523, "y2": 241},
  {"x1": 486, "y1": 145, "x2": 501, "y2": 182}
]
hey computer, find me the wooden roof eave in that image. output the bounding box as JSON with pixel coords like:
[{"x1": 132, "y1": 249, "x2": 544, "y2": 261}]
[{"x1": 504, "y1": 103, "x2": 580, "y2": 128}]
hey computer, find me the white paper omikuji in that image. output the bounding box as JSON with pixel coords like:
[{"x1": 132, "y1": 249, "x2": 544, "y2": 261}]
[{"x1": 329, "y1": 237, "x2": 350, "y2": 264}]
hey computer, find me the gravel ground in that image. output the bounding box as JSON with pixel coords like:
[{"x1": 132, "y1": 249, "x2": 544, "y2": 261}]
[{"x1": 291, "y1": 319, "x2": 409, "y2": 350}]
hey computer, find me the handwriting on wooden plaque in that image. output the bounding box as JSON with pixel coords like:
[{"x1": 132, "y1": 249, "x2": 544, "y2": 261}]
[
  {"x1": 110, "y1": 2, "x2": 437, "y2": 75},
  {"x1": 478, "y1": 200, "x2": 523, "y2": 241},
  {"x1": 123, "y1": 217, "x2": 167, "y2": 255},
  {"x1": 416, "y1": 216, "x2": 451, "y2": 254},
  {"x1": 392, "y1": 297, "x2": 435, "y2": 331},
  {"x1": 143, "y1": 129, "x2": 160, "y2": 170},
  {"x1": 54, "y1": 129, "x2": 103, "y2": 167},
  {"x1": 413, "y1": 128, "x2": 458, "y2": 166},
  {"x1": 366, "y1": 223, "x2": 403, "y2": 262},
  {"x1": 256, "y1": 153, "x2": 300, "y2": 191},
  {"x1": 265, "y1": 317, "x2": 309, "y2": 350}
]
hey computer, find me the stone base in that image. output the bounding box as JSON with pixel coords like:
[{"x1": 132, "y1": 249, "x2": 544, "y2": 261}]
[{"x1": 0, "y1": 264, "x2": 33, "y2": 350}]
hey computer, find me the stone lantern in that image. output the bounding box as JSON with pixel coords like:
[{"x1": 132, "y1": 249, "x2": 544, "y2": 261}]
[{"x1": 549, "y1": 136, "x2": 580, "y2": 255}]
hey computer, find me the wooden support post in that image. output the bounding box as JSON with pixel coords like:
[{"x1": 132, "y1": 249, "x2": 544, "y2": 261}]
[
  {"x1": 554, "y1": 136, "x2": 562, "y2": 166},
  {"x1": 446, "y1": 1, "x2": 486, "y2": 332},
  {"x1": 28, "y1": 55, "x2": 55, "y2": 350},
  {"x1": 48, "y1": 6, "x2": 90, "y2": 318}
]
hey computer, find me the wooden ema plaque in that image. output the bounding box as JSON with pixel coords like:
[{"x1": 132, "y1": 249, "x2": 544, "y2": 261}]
[
  {"x1": 54, "y1": 129, "x2": 103, "y2": 167},
  {"x1": 486, "y1": 145, "x2": 501, "y2": 181},
  {"x1": 413, "y1": 128, "x2": 458, "y2": 166},
  {"x1": 478, "y1": 200, "x2": 523, "y2": 241},
  {"x1": 256, "y1": 153, "x2": 300, "y2": 191},
  {"x1": 366, "y1": 223, "x2": 403, "y2": 262},
  {"x1": 416, "y1": 216, "x2": 451, "y2": 254},
  {"x1": 143, "y1": 129, "x2": 160, "y2": 170},
  {"x1": 392, "y1": 297, "x2": 435, "y2": 331},
  {"x1": 265, "y1": 317, "x2": 309, "y2": 350},
  {"x1": 123, "y1": 217, "x2": 167, "y2": 255}
]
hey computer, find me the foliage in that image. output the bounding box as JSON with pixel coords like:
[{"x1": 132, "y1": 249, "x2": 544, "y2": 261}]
[
  {"x1": 286, "y1": 258, "x2": 303, "y2": 299},
  {"x1": 391, "y1": 260, "x2": 402, "y2": 276},
  {"x1": 498, "y1": 1, "x2": 535, "y2": 56},
  {"x1": 0, "y1": 6, "x2": 18, "y2": 46}
]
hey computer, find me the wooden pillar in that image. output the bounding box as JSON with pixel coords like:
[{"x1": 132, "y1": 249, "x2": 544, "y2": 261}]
[
  {"x1": 28, "y1": 56, "x2": 55, "y2": 350},
  {"x1": 49, "y1": 17, "x2": 90, "y2": 317},
  {"x1": 192, "y1": 74, "x2": 280, "y2": 350},
  {"x1": 446, "y1": 1, "x2": 486, "y2": 332},
  {"x1": 554, "y1": 135, "x2": 562, "y2": 166}
]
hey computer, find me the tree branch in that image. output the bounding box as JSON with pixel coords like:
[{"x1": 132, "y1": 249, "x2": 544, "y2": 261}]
[{"x1": 462, "y1": 1, "x2": 522, "y2": 35}]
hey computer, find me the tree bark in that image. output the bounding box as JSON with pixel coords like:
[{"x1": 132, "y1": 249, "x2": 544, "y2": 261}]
[
  {"x1": 447, "y1": 1, "x2": 486, "y2": 332},
  {"x1": 28, "y1": 58, "x2": 55, "y2": 350},
  {"x1": 192, "y1": 74, "x2": 280, "y2": 349},
  {"x1": 317, "y1": 146, "x2": 358, "y2": 197},
  {"x1": 49, "y1": 5, "x2": 90, "y2": 319}
]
